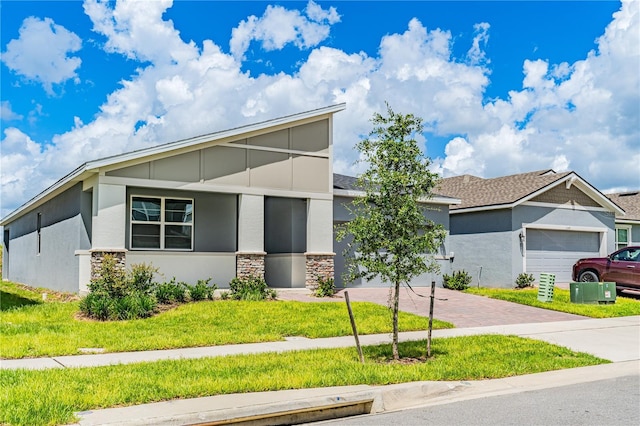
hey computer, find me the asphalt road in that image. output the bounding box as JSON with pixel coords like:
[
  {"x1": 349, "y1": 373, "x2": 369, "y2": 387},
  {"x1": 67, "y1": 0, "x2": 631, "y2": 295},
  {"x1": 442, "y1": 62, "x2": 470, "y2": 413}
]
[{"x1": 315, "y1": 374, "x2": 640, "y2": 426}]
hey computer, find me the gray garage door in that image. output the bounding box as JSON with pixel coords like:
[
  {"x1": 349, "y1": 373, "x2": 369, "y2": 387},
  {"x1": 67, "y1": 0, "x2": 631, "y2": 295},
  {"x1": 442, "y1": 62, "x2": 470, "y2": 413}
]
[{"x1": 526, "y1": 229, "x2": 600, "y2": 282}]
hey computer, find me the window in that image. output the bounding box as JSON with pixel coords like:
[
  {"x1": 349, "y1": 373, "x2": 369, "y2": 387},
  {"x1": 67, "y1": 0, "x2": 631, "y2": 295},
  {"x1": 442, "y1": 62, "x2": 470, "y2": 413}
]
[
  {"x1": 615, "y1": 226, "x2": 631, "y2": 250},
  {"x1": 131, "y1": 196, "x2": 193, "y2": 250},
  {"x1": 37, "y1": 212, "x2": 42, "y2": 254},
  {"x1": 612, "y1": 247, "x2": 640, "y2": 262}
]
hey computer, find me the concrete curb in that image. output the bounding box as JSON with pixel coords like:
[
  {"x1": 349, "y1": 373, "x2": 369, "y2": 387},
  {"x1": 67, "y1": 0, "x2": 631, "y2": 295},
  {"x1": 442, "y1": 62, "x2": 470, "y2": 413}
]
[
  {"x1": 74, "y1": 382, "x2": 461, "y2": 425},
  {"x1": 75, "y1": 361, "x2": 639, "y2": 425}
]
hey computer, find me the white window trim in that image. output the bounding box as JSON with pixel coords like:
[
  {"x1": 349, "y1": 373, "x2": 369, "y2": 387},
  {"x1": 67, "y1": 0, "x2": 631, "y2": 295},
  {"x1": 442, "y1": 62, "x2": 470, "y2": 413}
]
[
  {"x1": 615, "y1": 225, "x2": 632, "y2": 250},
  {"x1": 130, "y1": 195, "x2": 194, "y2": 251}
]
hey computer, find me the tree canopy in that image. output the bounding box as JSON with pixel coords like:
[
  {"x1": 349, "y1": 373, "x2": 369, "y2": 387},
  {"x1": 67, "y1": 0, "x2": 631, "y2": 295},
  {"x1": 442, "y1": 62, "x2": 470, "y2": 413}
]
[{"x1": 337, "y1": 104, "x2": 445, "y2": 360}]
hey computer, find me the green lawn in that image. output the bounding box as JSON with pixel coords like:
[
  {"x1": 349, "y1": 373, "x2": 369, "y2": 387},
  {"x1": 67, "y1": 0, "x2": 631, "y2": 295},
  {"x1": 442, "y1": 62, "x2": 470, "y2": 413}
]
[
  {"x1": 0, "y1": 281, "x2": 453, "y2": 359},
  {"x1": 465, "y1": 287, "x2": 640, "y2": 317},
  {"x1": 0, "y1": 335, "x2": 607, "y2": 426}
]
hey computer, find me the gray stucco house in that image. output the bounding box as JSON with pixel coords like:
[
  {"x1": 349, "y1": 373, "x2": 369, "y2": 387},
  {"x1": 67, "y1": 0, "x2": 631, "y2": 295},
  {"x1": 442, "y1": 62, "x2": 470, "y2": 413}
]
[
  {"x1": 1, "y1": 105, "x2": 347, "y2": 293},
  {"x1": 1, "y1": 104, "x2": 462, "y2": 294},
  {"x1": 606, "y1": 191, "x2": 640, "y2": 249},
  {"x1": 331, "y1": 174, "x2": 460, "y2": 288},
  {"x1": 436, "y1": 170, "x2": 625, "y2": 286}
]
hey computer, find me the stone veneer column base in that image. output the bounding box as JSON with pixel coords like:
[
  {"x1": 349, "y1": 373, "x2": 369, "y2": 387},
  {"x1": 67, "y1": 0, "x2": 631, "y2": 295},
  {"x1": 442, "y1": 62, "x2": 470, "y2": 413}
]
[
  {"x1": 90, "y1": 249, "x2": 127, "y2": 282},
  {"x1": 236, "y1": 252, "x2": 267, "y2": 280},
  {"x1": 305, "y1": 253, "x2": 335, "y2": 291}
]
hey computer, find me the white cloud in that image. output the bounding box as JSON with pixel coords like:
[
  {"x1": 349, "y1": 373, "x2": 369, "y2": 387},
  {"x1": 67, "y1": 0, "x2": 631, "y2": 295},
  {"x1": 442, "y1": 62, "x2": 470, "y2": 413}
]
[
  {"x1": 1, "y1": 0, "x2": 639, "y2": 217},
  {"x1": 1, "y1": 17, "x2": 82, "y2": 94},
  {"x1": 1, "y1": 101, "x2": 23, "y2": 121},
  {"x1": 230, "y1": 0, "x2": 341, "y2": 61},
  {"x1": 467, "y1": 22, "x2": 490, "y2": 65}
]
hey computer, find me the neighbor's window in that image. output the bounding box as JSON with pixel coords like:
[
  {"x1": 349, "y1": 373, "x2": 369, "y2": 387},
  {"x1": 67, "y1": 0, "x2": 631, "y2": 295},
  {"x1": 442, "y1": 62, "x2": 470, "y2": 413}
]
[
  {"x1": 37, "y1": 212, "x2": 42, "y2": 254},
  {"x1": 131, "y1": 196, "x2": 193, "y2": 250},
  {"x1": 615, "y1": 226, "x2": 631, "y2": 250}
]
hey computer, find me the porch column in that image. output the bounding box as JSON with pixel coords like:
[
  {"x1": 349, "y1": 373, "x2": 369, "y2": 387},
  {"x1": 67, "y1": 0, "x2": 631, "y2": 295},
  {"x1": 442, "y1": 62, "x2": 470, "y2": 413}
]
[
  {"x1": 305, "y1": 198, "x2": 335, "y2": 290},
  {"x1": 236, "y1": 194, "x2": 266, "y2": 279},
  {"x1": 89, "y1": 182, "x2": 128, "y2": 286}
]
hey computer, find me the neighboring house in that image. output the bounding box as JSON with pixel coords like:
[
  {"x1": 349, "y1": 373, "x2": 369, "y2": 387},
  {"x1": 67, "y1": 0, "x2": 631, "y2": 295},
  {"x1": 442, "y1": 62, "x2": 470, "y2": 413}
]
[
  {"x1": 1, "y1": 105, "x2": 346, "y2": 293},
  {"x1": 436, "y1": 170, "x2": 624, "y2": 286},
  {"x1": 606, "y1": 191, "x2": 640, "y2": 249},
  {"x1": 332, "y1": 173, "x2": 461, "y2": 288}
]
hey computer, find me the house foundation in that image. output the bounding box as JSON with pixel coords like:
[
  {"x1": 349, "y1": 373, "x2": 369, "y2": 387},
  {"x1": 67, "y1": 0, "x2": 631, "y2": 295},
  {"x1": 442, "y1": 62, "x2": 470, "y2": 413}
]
[{"x1": 305, "y1": 253, "x2": 335, "y2": 290}]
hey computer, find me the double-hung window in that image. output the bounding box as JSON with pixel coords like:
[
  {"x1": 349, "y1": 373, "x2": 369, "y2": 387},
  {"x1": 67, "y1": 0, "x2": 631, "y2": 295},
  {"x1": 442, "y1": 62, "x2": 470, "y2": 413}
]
[
  {"x1": 615, "y1": 226, "x2": 631, "y2": 250},
  {"x1": 131, "y1": 196, "x2": 193, "y2": 250}
]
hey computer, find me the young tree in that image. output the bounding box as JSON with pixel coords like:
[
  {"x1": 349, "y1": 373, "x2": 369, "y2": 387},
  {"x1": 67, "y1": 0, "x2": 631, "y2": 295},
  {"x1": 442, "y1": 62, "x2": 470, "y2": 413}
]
[{"x1": 337, "y1": 104, "x2": 445, "y2": 360}]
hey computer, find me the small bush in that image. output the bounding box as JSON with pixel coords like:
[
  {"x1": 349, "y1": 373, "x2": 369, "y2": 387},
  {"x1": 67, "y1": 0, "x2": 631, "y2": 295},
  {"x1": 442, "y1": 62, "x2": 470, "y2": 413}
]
[
  {"x1": 515, "y1": 273, "x2": 535, "y2": 289},
  {"x1": 219, "y1": 291, "x2": 231, "y2": 300},
  {"x1": 154, "y1": 279, "x2": 188, "y2": 304},
  {"x1": 87, "y1": 254, "x2": 128, "y2": 299},
  {"x1": 443, "y1": 270, "x2": 472, "y2": 291},
  {"x1": 314, "y1": 276, "x2": 336, "y2": 297},
  {"x1": 228, "y1": 275, "x2": 276, "y2": 301},
  {"x1": 130, "y1": 263, "x2": 159, "y2": 295},
  {"x1": 79, "y1": 292, "x2": 114, "y2": 321},
  {"x1": 187, "y1": 279, "x2": 216, "y2": 301}
]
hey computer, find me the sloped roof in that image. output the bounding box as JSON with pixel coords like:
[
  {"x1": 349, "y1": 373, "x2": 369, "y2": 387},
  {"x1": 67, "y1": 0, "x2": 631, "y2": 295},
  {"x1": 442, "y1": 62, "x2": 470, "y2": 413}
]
[
  {"x1": 333, "y1": 173, "x2": 461, "y2": 205},
  {"x1": 1, "y1": 104, "x2": 346, "y2": 225},
  {"x1": 607, "y1": 191, "x2": 640, "y2": 222},
  {"x1": 436, "y1": 169, "x2": 622, "y2": 214}
]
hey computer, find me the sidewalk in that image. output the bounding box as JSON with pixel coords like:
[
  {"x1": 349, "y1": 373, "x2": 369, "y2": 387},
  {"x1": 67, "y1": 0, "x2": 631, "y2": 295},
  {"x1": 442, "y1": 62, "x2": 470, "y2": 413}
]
[{"x1": 2, "y1": 316, "x2": 638, "y2": 371}]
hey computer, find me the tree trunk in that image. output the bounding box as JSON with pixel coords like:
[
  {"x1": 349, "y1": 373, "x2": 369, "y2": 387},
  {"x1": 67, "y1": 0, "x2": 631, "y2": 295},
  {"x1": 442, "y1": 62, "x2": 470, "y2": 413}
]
[{"x1": 392, "y1": 278, "x2": 400, "y2": 360}]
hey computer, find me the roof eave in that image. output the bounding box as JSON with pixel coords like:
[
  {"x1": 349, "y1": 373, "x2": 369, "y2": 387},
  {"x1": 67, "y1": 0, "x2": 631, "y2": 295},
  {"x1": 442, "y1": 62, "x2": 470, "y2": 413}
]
[
  {"x1": 0, "y1": 165, "x2": 93, "y2": 226},
  {"x1": 333, "y1": 188, "x2": 461, "y2": 205}
]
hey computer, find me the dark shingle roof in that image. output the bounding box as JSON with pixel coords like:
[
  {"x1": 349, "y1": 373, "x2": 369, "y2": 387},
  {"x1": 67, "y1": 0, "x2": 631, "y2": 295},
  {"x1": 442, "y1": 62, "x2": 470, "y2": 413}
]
[
  {"x1": 436, "y1": 169, "x2": 572, "y2": 210},
  {"x1": 333, "y1": 173, "x2": 361, "y2": 191},
  {"x1": 606, "y1": 191, "x2": 640, "y2": 221}
]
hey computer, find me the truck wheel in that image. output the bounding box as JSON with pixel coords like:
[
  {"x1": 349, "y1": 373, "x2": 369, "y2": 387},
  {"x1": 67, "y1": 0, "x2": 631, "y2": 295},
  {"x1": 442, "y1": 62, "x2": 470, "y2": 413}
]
[{"x1": 578, "y1": 270, "x2": 599, "y2": 282}]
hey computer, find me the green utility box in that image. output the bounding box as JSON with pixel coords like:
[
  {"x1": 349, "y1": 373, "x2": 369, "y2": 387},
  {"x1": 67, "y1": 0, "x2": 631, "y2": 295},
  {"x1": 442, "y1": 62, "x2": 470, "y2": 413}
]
[
  {"x1": 569, "y1": 282, "x2": 616, "y2": 304},
  {"x1": 537, "y1": 273, "x2": 556, "y2": 302}
]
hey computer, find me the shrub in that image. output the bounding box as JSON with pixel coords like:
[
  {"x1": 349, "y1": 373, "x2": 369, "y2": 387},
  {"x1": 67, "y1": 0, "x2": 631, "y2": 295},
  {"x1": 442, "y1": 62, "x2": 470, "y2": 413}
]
[
  {"x1": 228, "y1": 275, "x2": 276, "y2": 301},
  {"x1": 314, "y1": 276, "x2": 336, "y2": 297},
  {"x1": 154, "y1": 279, "x2": 188, "y2": 304},
  {"x1": 79, "y1": 291, "x2": 157, "y2": 321},
  {"x1": 87, "y1": 254, "x2": 128, "y2": 299},
  {"x1": 515, "y1": 273, "x2": 535, "y2": 289},
  {"x1": 442, "y1": 270, "x2": 472, "y2": 291},
  {"x1": 129, "y1": 263, "x2": 159, "y2": 295},
  {"x1": 187, "y1": 279, "x2": 216, "y2": 301},
  {"x1": 81, "y1": 256, "x2": 158, "y2": 320},
  {"x1": 79, "y1": 292, "x2": 114, "y2": 321}
]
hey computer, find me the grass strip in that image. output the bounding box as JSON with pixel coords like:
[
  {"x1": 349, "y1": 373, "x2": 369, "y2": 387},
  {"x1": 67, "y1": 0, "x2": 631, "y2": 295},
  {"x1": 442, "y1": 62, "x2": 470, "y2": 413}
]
[
  {"x1": 0, "y1": 335, "x2": 606, "y2": 426},
  {"x1": 465, "y1": 287, "x2": 640, "y2": 317},
  {"x1": 0, "y1": 298, "x2": 452, "y2": 359}
]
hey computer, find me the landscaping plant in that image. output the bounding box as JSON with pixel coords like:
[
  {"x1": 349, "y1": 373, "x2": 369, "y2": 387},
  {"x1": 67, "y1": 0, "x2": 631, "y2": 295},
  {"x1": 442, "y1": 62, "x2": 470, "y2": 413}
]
[
  {"x1": 227, "y1": 275, "x2": 276, "y2": 301},
  {"x1": 79, "y1": 255, "x2": 157, "y2": 320},
  {"x1": 442, "y1": 270, "x2": 472, "y2": 291},
  {"x1": 186, "y1": 279, "x2": 216, "y2": 301},
  {"x1": 314, "y1": 276, "x2": 336, "y2": 297},
  {"x1": 515, "y1": 273, "x2": 535, "y2": 288}
]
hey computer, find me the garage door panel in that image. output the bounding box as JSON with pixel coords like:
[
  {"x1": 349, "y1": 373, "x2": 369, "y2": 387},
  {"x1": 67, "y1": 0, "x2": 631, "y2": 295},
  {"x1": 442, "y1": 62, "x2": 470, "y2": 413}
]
[{"x1": 526, "y1": 230, "x2": 600, "y2": 282}]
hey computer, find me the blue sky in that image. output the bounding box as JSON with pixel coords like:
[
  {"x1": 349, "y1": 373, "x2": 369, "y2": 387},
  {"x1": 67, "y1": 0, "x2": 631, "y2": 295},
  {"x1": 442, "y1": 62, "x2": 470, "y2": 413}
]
[{"x1": 1, "y1": 0, "x2": 638, "y2": 217}]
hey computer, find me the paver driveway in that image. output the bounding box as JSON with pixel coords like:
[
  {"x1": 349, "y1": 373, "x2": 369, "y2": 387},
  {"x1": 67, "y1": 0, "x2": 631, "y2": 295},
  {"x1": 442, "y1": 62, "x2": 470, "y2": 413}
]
[{"x1": 277, "y1": 286, "x2": 585, "y2": 328}]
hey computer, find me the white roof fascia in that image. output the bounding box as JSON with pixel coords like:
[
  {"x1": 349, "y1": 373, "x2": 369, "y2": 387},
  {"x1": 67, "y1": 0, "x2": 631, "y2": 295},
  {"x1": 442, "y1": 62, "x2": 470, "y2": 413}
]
[
  {"x1": 85, "y1": 103, "x2": 346, "y2": 171},
  {"x1": 616, "y1": 219, "x2": 640, "y2": 224},
  {"x1": 1, "y1": 104, "x2": 346, "y2": 225},
  {"x1": 333, "y1": 188, "x2": 461, "y2": 205},
  {"x1": 0, "y1": 166, "x2": 93, "y2": 226}
]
